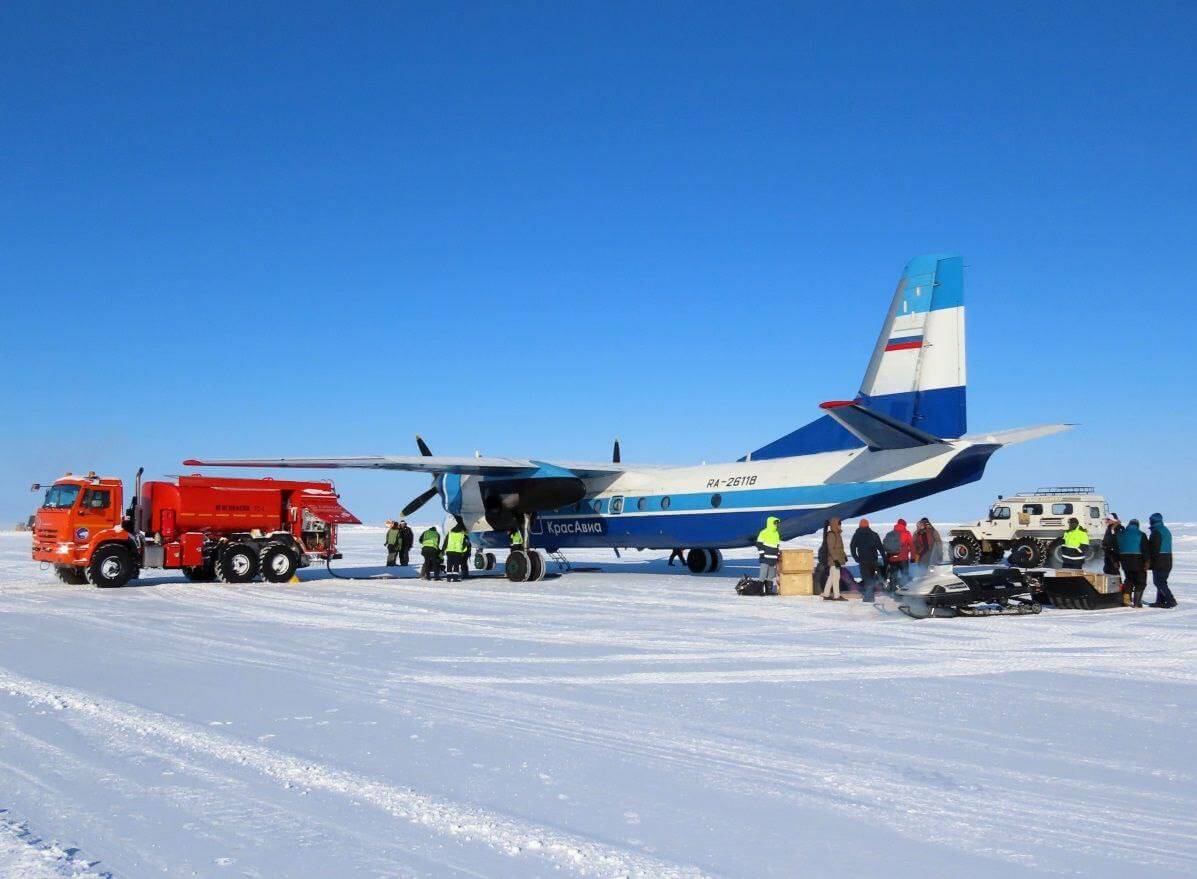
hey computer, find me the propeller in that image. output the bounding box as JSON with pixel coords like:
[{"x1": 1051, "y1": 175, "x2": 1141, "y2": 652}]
[
  {"x1": 402, "y1": 435, "x2": 441, "y2": 516},
  {"x1": 613, "y1": 437, "x2": 621, "y2": 464}
]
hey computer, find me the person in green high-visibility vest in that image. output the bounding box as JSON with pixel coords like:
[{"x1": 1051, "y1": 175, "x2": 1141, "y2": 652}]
[
  {"x1": 443, "y1": 522, "x2": 470, "y2": 582},
  {"x1": 509, "y1": 528, "x2": 524, "y2": 551},
  {"x1": 1060, "y1": 518, "x2": 1089, "y2": 570},
  {"x1": 419, "y1": 526, "x2": 441, "y2": 581}
]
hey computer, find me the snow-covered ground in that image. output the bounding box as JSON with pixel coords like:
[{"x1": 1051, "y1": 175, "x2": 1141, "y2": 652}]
[{"x1": 1, "y1": 524, "x2": 1194, "y2": 878}]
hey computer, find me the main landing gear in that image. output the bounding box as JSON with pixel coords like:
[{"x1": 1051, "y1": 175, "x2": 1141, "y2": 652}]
[
  {"x1": 505, "y1": 513, "x2": 545, "y2": 583},
  {"x1": 685, "y1": 548, "x2": 723, "y2": 574}
]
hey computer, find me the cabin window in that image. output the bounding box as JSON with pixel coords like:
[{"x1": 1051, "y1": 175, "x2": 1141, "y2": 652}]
[
  {"x1": 1051, "y1": 503, "x2": 1073, "y2": 515},
  {"x1": 82, "y1": 489, "x2": 111, "y2": 510},
  {"x1": 636, "y1": 497, "x2": 647, "y2": 511},
  {"x1": 660, "y1": 496, "x2": 671, "y2": 510},
  {"x1": 710, "y1": 493, "x2": 723, "y2": 508}
]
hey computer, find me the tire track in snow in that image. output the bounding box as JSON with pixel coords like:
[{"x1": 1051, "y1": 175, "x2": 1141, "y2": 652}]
[{"x1": 0, "y1": 668, "x2": 708, "y2": 879}]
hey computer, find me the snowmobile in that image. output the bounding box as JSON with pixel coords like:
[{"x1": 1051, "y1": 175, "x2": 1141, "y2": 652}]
[{"x1": 892, "y1": 566, "x2": 1041, "y2": 619}]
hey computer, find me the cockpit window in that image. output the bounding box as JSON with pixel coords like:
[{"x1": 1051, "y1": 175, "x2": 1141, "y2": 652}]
[{"x1": 42, "y1": 484, "x2": 81, "y2": 509}]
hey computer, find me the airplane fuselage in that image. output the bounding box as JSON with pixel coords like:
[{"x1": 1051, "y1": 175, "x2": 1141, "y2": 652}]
[{"x1": 455, "y1": 440, "x2": 1000, "y2": 552}]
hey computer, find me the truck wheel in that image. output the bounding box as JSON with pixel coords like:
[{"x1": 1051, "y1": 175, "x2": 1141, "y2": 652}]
[
  {"x1": 216, "y1": 542, "x2": 260, "y2": 583},
  {"x1": 182, "y1": 562, "x2": 216, "y2": 582},
  {"x1": 950, "y1": 535, "x2": 981, "y2": 565},
  {"x1": 260, "y1": 543, "x2": 299, "y2": 583},
  {"x1": 85, "y1": 545, "x2": 135, "y2": 588},
  {"x1": 55, "y1": 565, "x2": 88, "y2": 586},
  {"x1": 1008, "y1": 538, "x2": 1041, "y2": 568}
]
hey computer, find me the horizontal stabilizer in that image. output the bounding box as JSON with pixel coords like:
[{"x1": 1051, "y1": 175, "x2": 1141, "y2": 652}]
[
  {"x1": 958, "y1": 423, "x2": 1075, "y2": 447},
  {"x1": 818, "y1": 400, "x2": 946, "y2": 451}
]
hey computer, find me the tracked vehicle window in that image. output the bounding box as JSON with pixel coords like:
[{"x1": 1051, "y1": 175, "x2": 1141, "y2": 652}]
[
  {"x1": 42, "y1": 484, "x2": 81, "y2": 509},
  {"x1": 1089, "y1": 506, "x2": 1101, "y2": 519},
  {"x1": 990, "y1": 506, "x2": 1011, "y2": 520},
  {"x1": 1022, "y1": 504, "x2": 1043, "y2": 515},
  {"x1": 82, "y1": 489, "x2": 111, "y2": 509},
  {"x1": 1051, "y1": 503, "x2": 1073, "y2": 515}
]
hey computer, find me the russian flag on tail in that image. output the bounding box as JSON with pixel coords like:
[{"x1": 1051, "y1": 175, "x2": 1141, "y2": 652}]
[{"x1": 885, "y1": 334, "x2": 924, "y2": 352}]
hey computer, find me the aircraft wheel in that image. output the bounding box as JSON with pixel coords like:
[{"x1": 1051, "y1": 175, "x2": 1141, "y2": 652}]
[
  {"x1": 528, "y1": 550, "x2": 545, "y2": 582},
  {"x1": 709, "y1": 549, "x2": 723, "y2": 572},
  {"x1": 950, "y1": 535, "x2": 981, "y2": 565},
  {"x1": 687, "y1": 548, "x2": 712, "y2": 574},
  {"x1": 505, "y1": 550, "x2": 531, "y2": 582},
  {"x1": 485, "y1": 552, "x2": 496, "y2": 570}
]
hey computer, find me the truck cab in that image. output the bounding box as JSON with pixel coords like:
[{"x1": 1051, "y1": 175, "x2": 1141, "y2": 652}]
[{"x1": 32, "y1": 474, "x2": 133, "y2": 585}]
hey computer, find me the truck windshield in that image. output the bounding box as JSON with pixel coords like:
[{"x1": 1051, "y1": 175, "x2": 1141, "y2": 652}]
[{"x1": 42, "y1": 484, "x2": 82, "y2": 509}]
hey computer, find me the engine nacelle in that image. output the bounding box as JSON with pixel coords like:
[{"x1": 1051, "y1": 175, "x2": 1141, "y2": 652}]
[{"x1": 479, "y1": 476, "x2": 586, "y2": 531}]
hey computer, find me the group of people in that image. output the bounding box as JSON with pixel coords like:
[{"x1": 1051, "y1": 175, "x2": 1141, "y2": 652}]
[
  {"x1": 383, "y1": 519, "x2": 475, "y2": 582},
  {"x1": 754, "y1": 511, "x2": 1178, "y2": 609},
  {"x1": 1100, "y1": 513, "x2": 1175, "y2": 608},
  {"x1": 755, "y1": 515, "x2": 943, "y2": 601}
]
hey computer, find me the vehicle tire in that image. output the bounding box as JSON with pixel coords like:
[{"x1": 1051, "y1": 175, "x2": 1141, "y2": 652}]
[
  {"x1": 260, "y1": 543, "x2": 299, "y2": 583},
  {"x1": 1045, "y1": 538, "x2": 1065, "y2": 569},
  {"x1": 182, "y1": 562, "x2": 216, "y2": 582},
  {"x1": 687, "y1": 548, "x2": 712, "y2": 574},
  {"x1": 55, "y1": 565, "x2": 88, "y2": 586},
  {"x1": 85, "y1": 544, "x2": 136, "y2": 588},
  {"x1": 528, "y1": 550, "x2": 545, "y2": 582},
  {"x1": 505, "y1": 549, "x2": 531, "y2": 582},
  {"x1": 215, "y1": 542, "x2": 260, "y2": 583},
  {"x1": 950, "y1": 535, "x2": 981, "y2": 565},
  {"x1": 980, "y1": 550, "x2": 1006, "y2": 565},
  {"x1": 1008, "y1": 538, "x2": 1041, "y2": 568}
]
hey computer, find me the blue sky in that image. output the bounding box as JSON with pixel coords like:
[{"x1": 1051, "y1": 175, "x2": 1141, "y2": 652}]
[{"x1": 3, "y1": 1, "x2": 1195, "y2": 525}]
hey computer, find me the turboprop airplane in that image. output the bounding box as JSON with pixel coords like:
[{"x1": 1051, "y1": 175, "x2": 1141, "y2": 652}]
[{"x1": 186, "y1": 254, "x2": 1071, "y2": 581}]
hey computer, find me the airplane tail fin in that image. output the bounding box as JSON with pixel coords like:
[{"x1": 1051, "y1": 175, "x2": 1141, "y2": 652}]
[{"x1": 747, "y1": 254, "x2": 966, "y2": 459}]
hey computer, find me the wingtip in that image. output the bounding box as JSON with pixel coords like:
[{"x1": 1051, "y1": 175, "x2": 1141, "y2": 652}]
[{"x1": 182, "y1": 459, "x2": 201, "y2": 466}]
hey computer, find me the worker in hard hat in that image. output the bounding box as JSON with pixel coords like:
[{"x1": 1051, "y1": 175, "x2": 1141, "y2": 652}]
[
  {"x1": 1060, "y1": 518, "x2": 1089, "y2": 569},
  {"x1": 443, "y1": 522, "x2": 469, "y2": 583},
  {"x1": 755, "y1": 516, "x2": 781, "y2": 588},
  {"x1": 419, "y1": 525, "x2": 442, "y2": 581}
]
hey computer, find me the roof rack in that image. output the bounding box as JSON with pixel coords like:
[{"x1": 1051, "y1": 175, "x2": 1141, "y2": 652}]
[{"x1": 1019, "y1": 486, "x2": 1097, "y2": 496}]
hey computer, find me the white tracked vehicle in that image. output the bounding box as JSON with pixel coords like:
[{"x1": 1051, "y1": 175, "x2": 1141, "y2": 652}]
[{"x1": 948, "y1": 487, "x2": 1108, "y2": 568}]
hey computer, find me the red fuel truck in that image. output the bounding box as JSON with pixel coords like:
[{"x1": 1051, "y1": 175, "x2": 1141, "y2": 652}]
[{"x1": 31, "y1": 469, "x2": 359, "y2": 588}]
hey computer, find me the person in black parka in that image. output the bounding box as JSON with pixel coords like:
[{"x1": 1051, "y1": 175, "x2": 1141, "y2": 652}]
[
  {"x1": 1148, "y1": 513, "x2": 1176, "y2": 608},
  {"x1": 850, "y1": 518, "x2": 885, "y2": 603},
  {"x1": 1101, "y1": 514, "x2": 1123, "y2": 577}
]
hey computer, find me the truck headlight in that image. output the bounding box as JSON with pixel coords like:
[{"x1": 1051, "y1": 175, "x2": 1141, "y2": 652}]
[{"x1": 74, "y1": 527, "x2": 90, "y2": 541}]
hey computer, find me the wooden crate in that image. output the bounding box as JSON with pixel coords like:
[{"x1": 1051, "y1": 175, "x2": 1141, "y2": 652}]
[
  {"x1": 777, "y1": 571, "x2": 814, "y2": 596},
  {"x1": 779, "y1": 548, "x2": 814, "y2": 574}
]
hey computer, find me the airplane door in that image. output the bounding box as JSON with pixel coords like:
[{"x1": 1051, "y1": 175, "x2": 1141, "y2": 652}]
[{"x1": 609, "y1": 496, "x2": 624, "y2": 515}]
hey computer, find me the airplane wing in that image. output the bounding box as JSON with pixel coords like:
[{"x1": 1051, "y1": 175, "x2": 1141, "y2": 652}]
[{"x1": 181, "y1": 455, "x2": 629, "y2": 478}]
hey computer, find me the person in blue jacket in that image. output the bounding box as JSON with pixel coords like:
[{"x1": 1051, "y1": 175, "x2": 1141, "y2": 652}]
[
  {"x1": 1117, "y1": 519, "x2": 1149, "y2": 607},
  {"x1": 1148, "y1": 513, "x2": 1176, "y2": 608}
]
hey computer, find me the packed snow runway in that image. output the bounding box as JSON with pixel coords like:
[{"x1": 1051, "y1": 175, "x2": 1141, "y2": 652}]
[{"x1": 1, "y1": 527, "x2": 1195, "y2": 878}]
